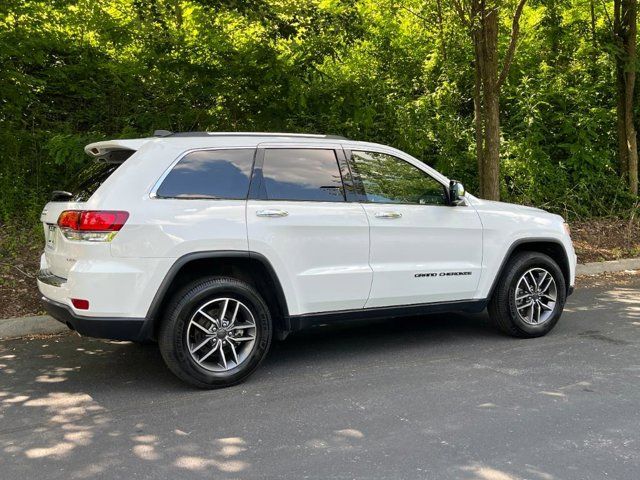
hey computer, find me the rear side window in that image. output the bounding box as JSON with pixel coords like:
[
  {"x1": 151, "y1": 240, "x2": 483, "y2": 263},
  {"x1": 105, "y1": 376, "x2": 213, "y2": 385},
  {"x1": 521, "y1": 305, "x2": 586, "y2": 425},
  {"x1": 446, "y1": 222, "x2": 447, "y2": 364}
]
[
  {"x1": 69, "y1": 162, "x2": 121, "y2": 202},
  {"x1": 156, "y1": 149, "x2": 255, "y2": 199},
  {"x1": 261, "y1": 149, "x2": 345, "y2": 202}
]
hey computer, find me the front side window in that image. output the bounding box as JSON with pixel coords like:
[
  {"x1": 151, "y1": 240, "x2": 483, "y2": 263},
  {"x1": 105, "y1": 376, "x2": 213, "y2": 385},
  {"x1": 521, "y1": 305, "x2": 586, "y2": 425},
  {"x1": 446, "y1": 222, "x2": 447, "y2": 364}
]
[
  {"x1": 349, "y1": 151, "x2": 447, "y2": 205},
  {"x1": 261, "y1": 149, "x2": 345, "y2": 202},
  {"x1": 156, "y1": 149, "x2": 255, "y2": 199}
]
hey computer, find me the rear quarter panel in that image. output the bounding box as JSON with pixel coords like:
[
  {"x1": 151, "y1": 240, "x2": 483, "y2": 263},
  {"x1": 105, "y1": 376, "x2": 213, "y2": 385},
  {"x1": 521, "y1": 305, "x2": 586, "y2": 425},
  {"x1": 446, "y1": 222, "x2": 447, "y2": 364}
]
[
  {"x1": 93, "y1": 141, "x2": 250, "y2": 260},
  {"x1": 83, "y1": 141, "x2": 251, "y2": 317}
]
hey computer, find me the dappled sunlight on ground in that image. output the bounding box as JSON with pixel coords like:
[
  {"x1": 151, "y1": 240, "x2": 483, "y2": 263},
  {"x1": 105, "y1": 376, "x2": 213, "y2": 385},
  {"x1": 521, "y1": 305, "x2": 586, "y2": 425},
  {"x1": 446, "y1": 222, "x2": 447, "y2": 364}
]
[
  {"x1": 458, "y1": 463, "x2": 558, "y2": 480},
  {"x1": 0, "y1": 276, "x2": 638, "y2": 478},
  {"x1": 305, "y1": 428, "x2": 366, "y2": 451},
  {"x1": 0, "y1": 331, "x2": 414, "y2": 477},
  {"x1": 0, "y1": 337, "x2": 262, "y2": 477},
  {"x1": 460, "y1": 464, "x2": 520, "y2": 480},
  {"x1": 597, "y1": 287, "x2": 640, "y2": 322},
  {"x1": 173, "y1": 437, "x2": 249, "y2": 473},
  {"x1": 0, "y1": 314, "x2": 501, "y2": 478}
]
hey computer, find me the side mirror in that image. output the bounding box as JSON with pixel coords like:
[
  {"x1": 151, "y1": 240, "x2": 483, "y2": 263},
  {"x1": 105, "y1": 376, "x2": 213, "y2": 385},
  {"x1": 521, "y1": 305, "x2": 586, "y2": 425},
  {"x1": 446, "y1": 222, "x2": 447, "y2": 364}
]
[{"x1": 448, "y1": 180, "x2": 465, "y2": 206}]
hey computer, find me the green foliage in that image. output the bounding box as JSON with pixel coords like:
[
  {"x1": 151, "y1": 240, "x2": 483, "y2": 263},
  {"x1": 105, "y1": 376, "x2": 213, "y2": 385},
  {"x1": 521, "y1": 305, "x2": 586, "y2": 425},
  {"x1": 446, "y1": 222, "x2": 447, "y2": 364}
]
[{"x1": 0, "y1": 0, "x2": 636, "y2": 226}]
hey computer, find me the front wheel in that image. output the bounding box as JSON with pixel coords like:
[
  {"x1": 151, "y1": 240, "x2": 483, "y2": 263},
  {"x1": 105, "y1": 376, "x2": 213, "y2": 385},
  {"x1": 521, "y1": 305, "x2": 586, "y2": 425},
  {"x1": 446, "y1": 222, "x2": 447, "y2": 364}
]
[
  {"x1": 488, "y1": 251, "x2": 567, "y2": 338},
  {"x1": 159, "y1": 277, "x2": 272, "y2": 388}
]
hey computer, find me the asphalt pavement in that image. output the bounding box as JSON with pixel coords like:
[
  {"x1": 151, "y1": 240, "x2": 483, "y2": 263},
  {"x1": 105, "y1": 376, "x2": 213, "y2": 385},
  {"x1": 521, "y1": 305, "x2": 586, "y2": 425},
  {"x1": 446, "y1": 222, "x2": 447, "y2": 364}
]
[{"x1": 1, "y1": 276, "x2": 639, "y2": 479}]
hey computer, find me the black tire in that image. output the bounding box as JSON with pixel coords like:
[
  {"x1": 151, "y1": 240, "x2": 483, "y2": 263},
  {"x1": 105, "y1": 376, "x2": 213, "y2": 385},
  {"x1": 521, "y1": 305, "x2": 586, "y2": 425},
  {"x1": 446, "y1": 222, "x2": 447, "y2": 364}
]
[
  {"x1": 158, "y1": 276, "x2": 272, "y2": 389},
  {"x1": 488, "y1": 251, "x2": 567, "y2": 338}
]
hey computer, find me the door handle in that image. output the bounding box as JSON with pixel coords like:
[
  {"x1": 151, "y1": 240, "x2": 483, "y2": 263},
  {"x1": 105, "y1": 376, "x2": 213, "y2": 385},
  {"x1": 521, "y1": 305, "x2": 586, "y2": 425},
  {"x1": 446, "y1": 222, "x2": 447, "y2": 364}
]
[
  {"x1": 256, "y1": 209, "x2": 289, "y2": 218},
  {"x1": 374, "y1": 211, "x2": 402, "y2": 219}
]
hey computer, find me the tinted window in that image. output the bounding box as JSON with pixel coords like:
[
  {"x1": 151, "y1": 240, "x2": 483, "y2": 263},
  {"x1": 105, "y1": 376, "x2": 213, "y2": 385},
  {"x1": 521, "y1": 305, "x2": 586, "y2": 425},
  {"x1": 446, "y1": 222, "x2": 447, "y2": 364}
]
[
  {"x1": 69, "y1": 161, "x2": 122, "y2": 202},
  {"x1": 157, "y1": 149, "x2": 254, "y2": 199},
  {"x1": 350, "y1": 151, "x2": 446, "y2": 205},
  {"x1": 262, "y1": 149, "x2": 345, "y2": 202}
]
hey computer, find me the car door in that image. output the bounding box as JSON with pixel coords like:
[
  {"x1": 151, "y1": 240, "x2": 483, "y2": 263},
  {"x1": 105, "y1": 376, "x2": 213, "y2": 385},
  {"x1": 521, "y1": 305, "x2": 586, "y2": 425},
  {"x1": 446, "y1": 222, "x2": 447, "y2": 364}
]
[
  {"x1": 345, "y1": 148, "x2": 483, "y2": 308},
  {"x1": 246, "y1": 144, "x2": 372, "y2": 315}
]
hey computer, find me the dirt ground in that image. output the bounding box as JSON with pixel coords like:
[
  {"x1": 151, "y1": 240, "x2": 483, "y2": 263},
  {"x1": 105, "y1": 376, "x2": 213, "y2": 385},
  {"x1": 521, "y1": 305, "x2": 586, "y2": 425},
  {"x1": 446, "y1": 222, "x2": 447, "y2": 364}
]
[
  {"x1": 1, "y1": 218, "x2": 639, "y2": 319},
  {"x1": 570, "y1": 217, "x2": 640, "y2": 263},
  {"x1": 0, "y1": 226, "x2": 43, "y2": 318}
]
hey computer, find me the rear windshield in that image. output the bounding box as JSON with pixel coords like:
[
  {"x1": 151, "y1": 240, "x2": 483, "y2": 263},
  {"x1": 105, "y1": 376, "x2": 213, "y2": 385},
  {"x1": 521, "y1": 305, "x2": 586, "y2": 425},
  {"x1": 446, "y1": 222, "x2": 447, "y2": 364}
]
[
  {"x1": 67, "y1": 161, "x2": 121, "y2": 202},
  {"x1": 51, "y1": 149, "x2": 135, "y2": 202}
]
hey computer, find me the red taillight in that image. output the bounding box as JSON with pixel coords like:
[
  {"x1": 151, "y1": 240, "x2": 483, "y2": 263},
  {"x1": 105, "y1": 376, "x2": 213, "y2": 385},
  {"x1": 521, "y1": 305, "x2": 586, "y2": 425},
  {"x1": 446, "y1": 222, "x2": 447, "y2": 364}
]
[
  {"x1": 57, "y1": 210, "x2": 129, "y2": 242},
  {"x1": 71, "y1": 298, "x2": 89, "y2": 310},
  {"x1": 57, "y1": 211, "x2": 129, "y2": 231},
  {"x1": 78, "y1": 211, "x2": 129, "y2": 231},
  {"x1": 57, "y1": 210, "x2": 82, "y2": 230}
]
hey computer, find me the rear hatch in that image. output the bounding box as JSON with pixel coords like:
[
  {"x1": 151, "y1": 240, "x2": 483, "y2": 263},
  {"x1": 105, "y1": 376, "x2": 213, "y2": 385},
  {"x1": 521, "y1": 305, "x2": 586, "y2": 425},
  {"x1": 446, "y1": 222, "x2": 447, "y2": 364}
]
[{"x1": 40, "y1": 140, "x2": 143, "y2": 278}]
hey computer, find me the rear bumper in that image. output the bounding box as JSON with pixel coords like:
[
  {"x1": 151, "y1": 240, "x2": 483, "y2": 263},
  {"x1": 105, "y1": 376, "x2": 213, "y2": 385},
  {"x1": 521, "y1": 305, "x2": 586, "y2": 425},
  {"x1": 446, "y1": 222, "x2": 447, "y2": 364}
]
[
  {"x1": 36, "y1": 254, "x2": 174, "y2": 319},
  {"x1": 42, "y1": 296, "x2": 147, "y2": 341}
]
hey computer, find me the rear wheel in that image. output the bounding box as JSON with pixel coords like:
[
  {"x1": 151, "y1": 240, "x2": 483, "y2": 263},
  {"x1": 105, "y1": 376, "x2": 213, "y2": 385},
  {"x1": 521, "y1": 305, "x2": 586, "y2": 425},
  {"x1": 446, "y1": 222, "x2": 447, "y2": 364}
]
[
  {"x1": 159, "y1": 276, "x2": 272, "y2": 388},
  {"x1": 488, "y1": 251, "x2": 567, "y2": 338}
]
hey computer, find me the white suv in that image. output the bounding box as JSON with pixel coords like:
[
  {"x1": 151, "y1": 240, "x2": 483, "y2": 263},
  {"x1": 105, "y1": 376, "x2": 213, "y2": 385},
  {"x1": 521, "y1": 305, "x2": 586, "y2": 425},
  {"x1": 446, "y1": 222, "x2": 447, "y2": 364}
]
[{"x1": 37, "y1": 132, "x2": 576, "y2": 388}]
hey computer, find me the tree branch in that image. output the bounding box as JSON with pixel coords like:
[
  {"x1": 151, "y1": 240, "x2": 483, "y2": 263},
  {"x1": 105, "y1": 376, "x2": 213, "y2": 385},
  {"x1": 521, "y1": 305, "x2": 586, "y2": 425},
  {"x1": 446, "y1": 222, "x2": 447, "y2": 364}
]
[
  {"x1": 601, "y1": 0, "x2": 614, "y2": 37},
  {"x1": 451, "y1": 0, "x2": 471, "y2": 28},
  {"x1": 396, "y1": 4, "x2": 430, "y2": 24},
  {"x1": 497, "y1": 0, "x2": 527, "y2": 89}
]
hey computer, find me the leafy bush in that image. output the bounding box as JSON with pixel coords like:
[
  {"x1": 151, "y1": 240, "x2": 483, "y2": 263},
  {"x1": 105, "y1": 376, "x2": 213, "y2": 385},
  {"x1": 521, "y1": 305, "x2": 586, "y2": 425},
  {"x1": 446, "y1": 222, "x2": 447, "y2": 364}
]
[{"x1": 0, "y1": 0, "x2": 636, "y2": 227}]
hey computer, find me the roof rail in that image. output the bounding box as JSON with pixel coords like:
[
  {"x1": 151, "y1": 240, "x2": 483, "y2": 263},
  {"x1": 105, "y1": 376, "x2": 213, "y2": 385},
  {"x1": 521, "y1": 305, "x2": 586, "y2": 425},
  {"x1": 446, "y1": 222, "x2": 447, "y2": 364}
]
[{"x1": 152, "y1": 130, "x2": 349, "y2": 140}]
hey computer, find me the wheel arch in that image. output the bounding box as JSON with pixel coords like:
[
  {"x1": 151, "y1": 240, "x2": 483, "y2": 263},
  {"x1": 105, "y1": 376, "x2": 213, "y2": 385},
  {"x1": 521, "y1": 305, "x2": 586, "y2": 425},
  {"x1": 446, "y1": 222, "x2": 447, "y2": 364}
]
[
  {"x1": 140, "y1": 251, "x2": 290, "y2": 341},
  {"x1": 488, "y1": 238, "x2": 571, "y2": 299}
]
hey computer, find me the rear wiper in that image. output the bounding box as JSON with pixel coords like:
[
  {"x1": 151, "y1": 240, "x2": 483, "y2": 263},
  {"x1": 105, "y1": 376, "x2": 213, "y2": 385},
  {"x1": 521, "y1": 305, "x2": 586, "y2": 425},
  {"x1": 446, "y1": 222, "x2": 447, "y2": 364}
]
[{"x1": 50, "y1": 190, "x2": 74, "y2": 202}]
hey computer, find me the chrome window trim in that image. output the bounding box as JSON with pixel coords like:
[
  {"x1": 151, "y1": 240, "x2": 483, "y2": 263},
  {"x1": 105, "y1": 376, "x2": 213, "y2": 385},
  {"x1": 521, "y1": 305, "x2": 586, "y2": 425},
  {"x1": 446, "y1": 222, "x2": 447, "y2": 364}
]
[
  {"x1": 256, "y1": 142, "x2": 343, "y2": 149},
  {"x1": 149, "y1": 146, "x2": 256, "y2": 200}
]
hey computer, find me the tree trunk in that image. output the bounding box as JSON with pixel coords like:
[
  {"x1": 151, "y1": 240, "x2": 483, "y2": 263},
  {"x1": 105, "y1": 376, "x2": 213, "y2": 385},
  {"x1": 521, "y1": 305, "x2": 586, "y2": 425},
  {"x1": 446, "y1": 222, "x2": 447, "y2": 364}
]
[
  {"x1": 464, "y1": 0, "x2": 526, "y2": 200},
  {"x1": 617, "y1": 84, "x2": 629, "y2": 179},
  {"x1": 473, "y1": 30, "x2": 485, "y2": 196},
  {"x1": 615, "y1": 0, "x2": 638, "y2": 195},
  {"x1": 623, "y1": 0, "x2": 638, "y2": 195},
  {"x1": 615, "y1": 0, "x2": 629, "y2": 178},
  {"x1": 460, "y1": 0, "x2": 526, "y2": 200},
  {"x1": 480, "y1": 3, "x2": 501, "y2": 201}
]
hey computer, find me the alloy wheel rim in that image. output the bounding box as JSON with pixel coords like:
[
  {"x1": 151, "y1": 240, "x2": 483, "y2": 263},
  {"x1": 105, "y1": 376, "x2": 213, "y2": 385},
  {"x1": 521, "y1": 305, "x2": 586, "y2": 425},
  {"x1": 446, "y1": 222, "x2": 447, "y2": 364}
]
[
  {"x1": 186, "y1": 297, "x2": 257, "y2": 372},
  {"x1": 514, "y1": 267, "x2": 557, "y2": 325}
]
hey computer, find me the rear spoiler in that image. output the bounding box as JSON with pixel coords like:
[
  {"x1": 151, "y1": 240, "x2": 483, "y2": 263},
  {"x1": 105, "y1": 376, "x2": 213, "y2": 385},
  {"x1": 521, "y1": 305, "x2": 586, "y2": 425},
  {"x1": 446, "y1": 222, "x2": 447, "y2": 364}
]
[{"x1": 84, "y1": 139, "x2": 151, "y2": 163}]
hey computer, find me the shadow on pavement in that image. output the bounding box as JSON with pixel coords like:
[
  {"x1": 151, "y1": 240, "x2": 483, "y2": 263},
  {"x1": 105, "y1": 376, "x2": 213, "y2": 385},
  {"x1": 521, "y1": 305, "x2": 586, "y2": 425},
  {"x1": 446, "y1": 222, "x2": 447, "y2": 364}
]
[
  {"x1": 0, "y1": 277, "x2": 638, "y2": 479},
  {"x1": 0, "y1": 311, "x2": 502, "y2": 478}
]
